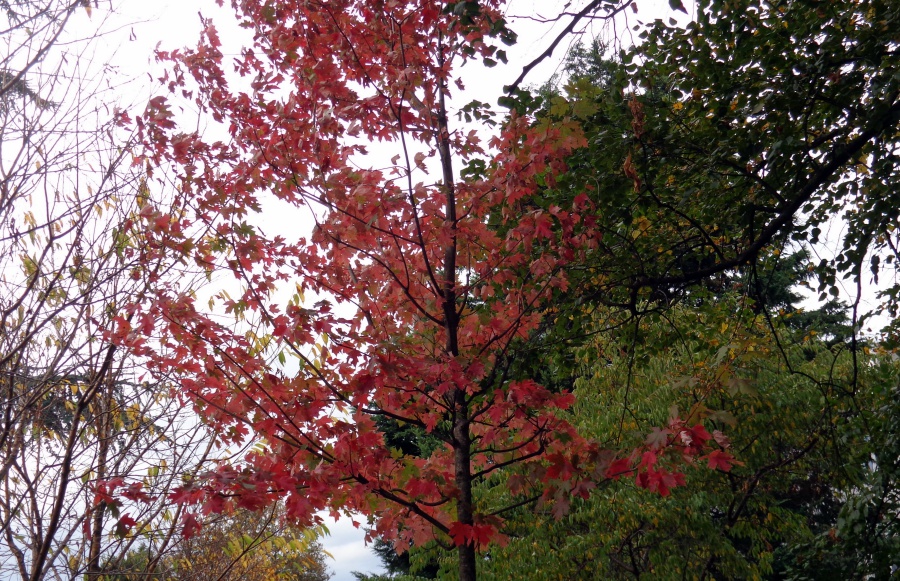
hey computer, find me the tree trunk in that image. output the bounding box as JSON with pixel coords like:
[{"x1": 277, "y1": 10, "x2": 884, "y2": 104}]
[
  {"x1": 453, "y1": 390, "x2": 476, "y2": 581},
  {"x1": 87, "y1": 378, "x2": 112, "y2": 578},
  {"x1": 435, "y1": 30, "x2": 476, "y2": 581}
]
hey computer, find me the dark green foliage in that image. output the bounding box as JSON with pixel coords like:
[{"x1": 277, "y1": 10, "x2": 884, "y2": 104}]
[
  {"x1": 743, "y1": 250, "x2": 853, "y2": 345},
  {"x1": 476, "y1": 292, "x2": 898, "y2": 580},
  {"x1": 352, "y1": 538, "x2": 440, "y2": 581},
  {"x1": 376, "y1": 415, "x2": 443, "y2": 460},
  {"x1": 528, "y1": 0, "x2": 900, "y2": 324},
  {"x1": 773, "y1": 366, "x2": 900, "y2": 579}
]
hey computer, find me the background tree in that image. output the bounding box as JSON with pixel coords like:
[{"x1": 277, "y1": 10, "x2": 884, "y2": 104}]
[
  {"x1": 0, "y1": 0, "x2": 86, "y2": 107},
  {"x1": 156, "y1": 505, "x2": 331, "y2": 581},
  {"x1": 515, "y1": 0, "x2": 900, "y2": 326},
  {"x1": 773, "y1": 373, "x2": 900, "y2": 579},
  {"x1": 0, "y1": 1, "x2": 224, "y2": 580},
  {"x1": 476, "y1": 285, "x2": 897, "y2": 579},
  {"x1": 351, "y1": 536, "x2": 440, "y2": 581}
]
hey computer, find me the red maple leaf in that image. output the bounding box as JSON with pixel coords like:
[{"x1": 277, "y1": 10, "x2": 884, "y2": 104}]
[
  {"x1": 449, "y1": 522, "x2": 472, "y2": 547},
  {"x1": 705, "y1": 450, "x2": 740, "y2": 472},
  {"x1": 115, "y1": 515, "x2": 137, "y2": 538},
  {"x1": 181, "y1": 512, "x2": 202, "y2": 539},
  {"x1": 606, "y1": 457, "x2": 632, "y2": 480}
]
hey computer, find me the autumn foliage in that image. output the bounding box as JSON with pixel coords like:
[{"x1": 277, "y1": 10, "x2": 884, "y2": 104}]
[{"x1": 121, "y1": 1, "x2": 731, "y2": 577}]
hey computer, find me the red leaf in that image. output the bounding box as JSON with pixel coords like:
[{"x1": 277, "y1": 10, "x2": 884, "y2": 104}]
[
  {"x1": 115, "y1": 515, "x2": 137, "y2": 538},
  {"x1": 448, "y1": 522, "x2": 471, "y2": 547},
  {"x1": 181, "y1": 512, "x2": 202, "y2": 539},
  {"x1": 121, "y1": 482, "x2": 151, "y2": 503},
  {"x1": 471, "y1": 524, "x2": 495, "y2": 547},
  {"x1": 639, "y1": 450, "x2": 658, "y2": 470},
  {"x1": 645, "y1": 426, "x2": 670, "y2": 450},
  {"x1": 690, "y1": 424, "x2": 713, "y2": 444},
  {"x1": 534, "y1": 212, "x2": 554, "y2": 238},
  {"x1": 606, "y1": 457, "x2": 632, "y2": 480},
  {"x1": 705, "y1": 450, "x2": 740, "y2": 472}
]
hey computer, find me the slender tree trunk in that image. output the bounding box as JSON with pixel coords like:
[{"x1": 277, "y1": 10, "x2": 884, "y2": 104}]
[
  {"x1": 435, "y1": 32, "x2": 476, "y2": 581},
  {"x1": 29, "y1": 345, "x2": 117, "y2": 581},
  {"x1": 453, "y1": 393, "x2": 477, "y2": 581},
  {"x1": 87, "y1": 378, "x2": 112, "y2": 578}
]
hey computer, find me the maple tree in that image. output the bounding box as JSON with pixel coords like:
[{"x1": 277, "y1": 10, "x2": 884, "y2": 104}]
[{"x1": 126, "y1": 1, "x2": 732, "y2": 580}]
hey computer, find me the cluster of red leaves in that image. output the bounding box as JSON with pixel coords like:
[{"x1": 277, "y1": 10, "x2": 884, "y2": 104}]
[
  {"x1": 111, "y1": 0, "x2": 735, "y2": 552},
  {"x1": 606, "y1": 421, "x2": 739, "y2": 497},
  {"x1": 88, "y1": 478, "x2": 151, "y2": 539}
]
